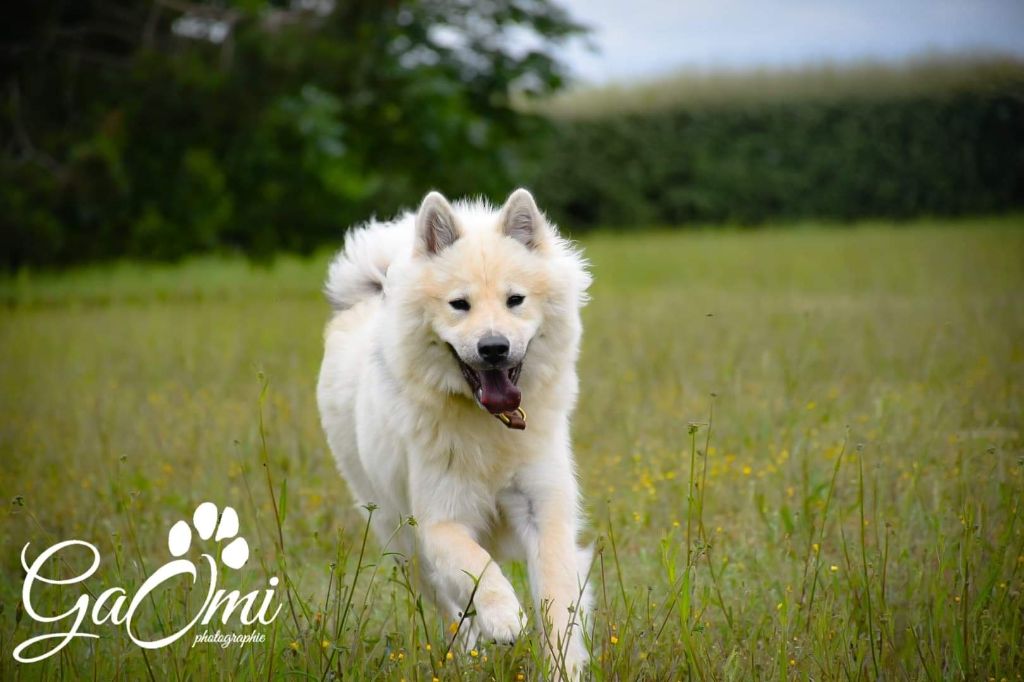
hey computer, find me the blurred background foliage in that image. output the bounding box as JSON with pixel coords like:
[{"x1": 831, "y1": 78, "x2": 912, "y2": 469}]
[
  {"x1": 2, "y1": 0, "x2": 582, "y2": 267},
  {"x1": 2, "y1": 0, "x2": 1023, "y2": 269},
  {"x1": 532, "y1": 63, "x2": 1024, "y2": 227}
]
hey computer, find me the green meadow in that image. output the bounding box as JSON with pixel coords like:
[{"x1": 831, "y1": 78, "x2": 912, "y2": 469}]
[{"x1": 1, "y1": 216, "x2": 1022, "y2": 680}]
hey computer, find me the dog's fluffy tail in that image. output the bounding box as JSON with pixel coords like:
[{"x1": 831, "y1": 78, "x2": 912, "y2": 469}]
[{"x1": 324, "y1": 218, "x2": 411, "y2": 311}]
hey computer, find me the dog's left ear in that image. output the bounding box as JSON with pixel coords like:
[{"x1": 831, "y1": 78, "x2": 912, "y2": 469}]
[{"x1": 499, "y1": 188, "x2": 549, "y2": 250}]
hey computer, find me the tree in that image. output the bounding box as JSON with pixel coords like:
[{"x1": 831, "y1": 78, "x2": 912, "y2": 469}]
[{"x1": 1, "y1": 0, "x2": 586, "y2": 267}]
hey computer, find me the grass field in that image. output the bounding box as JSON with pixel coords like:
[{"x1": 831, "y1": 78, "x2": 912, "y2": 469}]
[
  {"x1": 2, "y1": 216, "x2": 1023, "y2": 680},
  {"x1": 532, "y1": 55, "x2": 1024, "y2": 118}
]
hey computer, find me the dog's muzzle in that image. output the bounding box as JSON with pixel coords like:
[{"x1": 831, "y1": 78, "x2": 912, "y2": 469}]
[{"x1": 448, "y1": 345, "x2": 527, "y2": 430}]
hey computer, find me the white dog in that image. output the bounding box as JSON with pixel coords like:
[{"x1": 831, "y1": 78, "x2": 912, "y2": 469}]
[{"x1": 316, "y1": 188, "x2": 593, "y2": 676}]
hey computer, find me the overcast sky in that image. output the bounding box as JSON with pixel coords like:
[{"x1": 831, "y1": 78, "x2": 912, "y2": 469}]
[{"x1": 552, "y1": 0, "x2": 1024, "y2": 84}]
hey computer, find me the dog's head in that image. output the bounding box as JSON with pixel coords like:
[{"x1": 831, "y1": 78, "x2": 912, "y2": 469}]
[{"x1": 402, "y1": 188, "x2": 586, "y2": 419}]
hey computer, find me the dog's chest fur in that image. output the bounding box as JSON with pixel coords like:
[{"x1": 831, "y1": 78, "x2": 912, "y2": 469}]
[{"x1": 414, "y1": 398, "x2": 541, "y2": 487}]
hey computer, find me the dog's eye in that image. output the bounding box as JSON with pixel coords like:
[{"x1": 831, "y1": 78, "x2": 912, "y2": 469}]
[
  {"x1": 507, "y1": 294, "x2": 525, "y2": 308},
  {"x1": 449, "y1": 298, "x2": 470, "y2": 311}
]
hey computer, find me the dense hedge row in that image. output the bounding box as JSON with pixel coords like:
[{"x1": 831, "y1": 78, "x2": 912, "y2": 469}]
[{"x1": 530, "y1": 90, "x2": 1024, "y2": 228}]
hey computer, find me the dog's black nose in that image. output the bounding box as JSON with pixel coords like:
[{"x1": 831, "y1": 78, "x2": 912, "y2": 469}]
[{"x1": 478, "y1": 334, "x2": 510, "y2": 364}]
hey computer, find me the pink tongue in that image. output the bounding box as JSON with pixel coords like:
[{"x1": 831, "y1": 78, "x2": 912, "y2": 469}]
[{"x1": 478, "y1": 369, "x2": 521, "y2": 414}]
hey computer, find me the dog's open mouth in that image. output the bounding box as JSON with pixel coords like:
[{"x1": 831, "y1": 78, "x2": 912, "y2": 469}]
[{"x1": 449, "y1": 346, "x2": 525, "y2": 429}]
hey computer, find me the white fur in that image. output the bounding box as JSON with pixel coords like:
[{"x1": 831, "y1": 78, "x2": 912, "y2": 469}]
[
  {"x1": 317, "y1": 189, "x2": 593, "y2": 677},
  {"x1": 323, "y1": 218, "x2": 411, "y2": 311}
]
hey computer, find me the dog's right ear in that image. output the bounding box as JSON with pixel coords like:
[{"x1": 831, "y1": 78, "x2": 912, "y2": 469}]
[{"x1": 415, "y1": 191, "x2": 460, "y2": 257}]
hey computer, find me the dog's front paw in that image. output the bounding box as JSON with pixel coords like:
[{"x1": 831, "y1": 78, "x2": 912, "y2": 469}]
[
  {"x1": 556, "y1": 639, "x2": 589, "y2": 681},
  {"x1": 472, "y1": 582, "x2": 525, "y2": 644}
]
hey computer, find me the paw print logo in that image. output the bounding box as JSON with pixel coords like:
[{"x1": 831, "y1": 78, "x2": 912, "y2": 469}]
[{"x1": 167, "y1": 502, "x2": 249, "y2": 569}]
